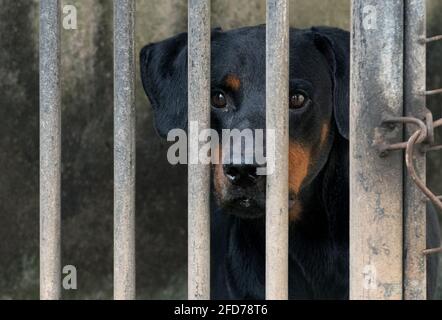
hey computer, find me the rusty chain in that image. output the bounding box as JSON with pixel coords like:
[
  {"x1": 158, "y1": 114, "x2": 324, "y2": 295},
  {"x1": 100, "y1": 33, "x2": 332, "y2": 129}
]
[
  {"x1": 376, "y1": 33, "x2": 442, "y2": 256},
  {"x1": 379, "y1": 113, "x2": 442, "y2": 255}
]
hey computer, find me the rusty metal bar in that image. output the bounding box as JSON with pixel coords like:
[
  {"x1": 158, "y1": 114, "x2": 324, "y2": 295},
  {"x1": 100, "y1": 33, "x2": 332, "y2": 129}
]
[
  {"x1": 420, "y1": 34, "x2": 442, "y2": 43},
  {"x1": 427, "y1": 118, "x2": 441, "y2": 150},
  {"x1": 114, "y1": 0, "x2": 136, "y2": 300},
  {"x1": 350, "y1": 0, "x2": 404, "y2": 300},
  {"x1": 428, "y1": 145, "x2": 442, "y2": 151},
  {"x1": 265, "y1": 0, "x2": 289, "y2": 300},
  {"x1": 423, "y1": 88, "x2": 442, "y2": 96},
  {"x1": 403, "y1": 0, "x2": 427, "y2": 300},
  {"x1": 188, "y1": 0, "x2": 211, "y2": 300},
  {"x1": 379, "y1": 117, "x2": 428, "y2": 153},
  {"x1": 423, "y1": 247, "x2": 442, "y2": 255},
  {"x1": 40, "y1": 0, "x2": 61, "y2": 300},
  {"x1": 379, "y1": 115, "x2": 441, "y2": 153},
  {"x1": 406, "y1": 131, "x2": 442, "y2": 213},
  {"x1": 404, "y1": 130, "x2": 442, "y2": 261}
]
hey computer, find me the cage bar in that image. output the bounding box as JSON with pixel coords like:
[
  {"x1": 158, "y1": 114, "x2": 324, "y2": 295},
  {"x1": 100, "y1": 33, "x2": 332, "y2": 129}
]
[
  {"x1": 350, "y1": 0, "x2": 404, "y2": 299},
  {"x1": 403, "y1": 0, "x2": 427, "y2": 300},
  {"x1": 265, "y1": 0, "x2": 289, "y2": 300},
  {"x1": 422, "y1": 34, "x2": 442, "y2": 43},
  {"x1": 114, "y1": 0, "x2": 136, "y2": 300},
  {"x1": 187, "y1": 0, "x2": 211, "y2": 300},
  {"x1": 424, "y1": 88, "x2": 442, "y2": 96},
  {"x1": 40, "y1": 0, "x2": 61, "y2": 300}
]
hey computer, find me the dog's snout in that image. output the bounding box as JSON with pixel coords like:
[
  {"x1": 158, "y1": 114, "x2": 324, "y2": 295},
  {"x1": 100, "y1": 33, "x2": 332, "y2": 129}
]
[{"x1": 223, "y1": 164, "x2": 262, "y2": 187}]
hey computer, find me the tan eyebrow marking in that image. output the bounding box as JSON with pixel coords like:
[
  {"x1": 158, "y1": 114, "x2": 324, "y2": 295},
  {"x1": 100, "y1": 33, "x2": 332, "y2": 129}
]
[{"x1": 224, "y1": 74, "x2": 241, "y2": 91}]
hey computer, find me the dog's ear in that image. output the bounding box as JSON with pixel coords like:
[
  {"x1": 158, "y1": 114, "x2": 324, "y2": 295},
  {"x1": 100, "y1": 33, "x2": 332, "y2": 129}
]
[
  {"x1": 312, "y1": 27, "x2": 350, "y2": 140},
  {"x1": 140, "y1": 28, "x2": 224, "y2": 138},
  {"x1": 140, "y1": 32, "x2": 188, "y2": 138}
]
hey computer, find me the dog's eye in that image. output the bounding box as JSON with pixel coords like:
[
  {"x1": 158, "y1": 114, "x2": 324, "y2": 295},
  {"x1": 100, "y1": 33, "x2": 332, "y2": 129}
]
[
  {"x1": 289, "y1": 93, "x2": 307, "y2": 109},
  {"x1": 211, "y1": 92, "x2": 227, "y2": 109}
]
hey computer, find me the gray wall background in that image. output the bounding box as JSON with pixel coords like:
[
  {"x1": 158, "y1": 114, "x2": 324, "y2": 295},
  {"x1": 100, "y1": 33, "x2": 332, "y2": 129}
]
[{"x1": 0, "y1": 0, "x2": 440, "y2": 299}]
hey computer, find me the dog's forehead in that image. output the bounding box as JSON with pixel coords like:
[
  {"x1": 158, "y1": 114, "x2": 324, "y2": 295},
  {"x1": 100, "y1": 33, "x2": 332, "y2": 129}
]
[
  {"x1": 211, "y1": 27, "x2": 265, "y2": 78},
  {"x1": 210, "y1": 27, "x2": 327, "y2": 83}
]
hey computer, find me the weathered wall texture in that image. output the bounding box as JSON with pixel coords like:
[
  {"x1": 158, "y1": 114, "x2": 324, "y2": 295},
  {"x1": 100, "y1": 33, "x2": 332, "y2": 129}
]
[{"x1": 0, "y1": 0, "x2": 440, "y2": 299}]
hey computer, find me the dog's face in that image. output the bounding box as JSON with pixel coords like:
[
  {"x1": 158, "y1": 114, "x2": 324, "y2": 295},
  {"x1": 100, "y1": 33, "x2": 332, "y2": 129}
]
[{"x1": 140, "y1": 26, "x2": 349, "y2": 221}]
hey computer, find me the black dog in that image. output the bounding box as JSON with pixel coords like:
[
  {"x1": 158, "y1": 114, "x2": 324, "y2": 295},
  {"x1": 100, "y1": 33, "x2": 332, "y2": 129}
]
[{"x1": 140, "y1": 26, "x2": 440, "y2": 299}]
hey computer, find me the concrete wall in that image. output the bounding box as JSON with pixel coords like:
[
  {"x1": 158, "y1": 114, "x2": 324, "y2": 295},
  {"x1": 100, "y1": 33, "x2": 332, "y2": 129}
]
[{"x1": 0, "y1": 0, "x2": 440, "y2": 299}]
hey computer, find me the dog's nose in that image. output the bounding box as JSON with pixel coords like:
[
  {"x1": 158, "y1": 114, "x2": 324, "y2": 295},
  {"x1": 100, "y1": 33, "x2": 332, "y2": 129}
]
[{"x1": 223, "y1": 164, "x2": 261, "y2": 187}]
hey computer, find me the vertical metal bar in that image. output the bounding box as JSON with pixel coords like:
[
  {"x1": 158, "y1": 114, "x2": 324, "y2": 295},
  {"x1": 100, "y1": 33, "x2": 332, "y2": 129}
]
[
  {"x1": 265, "y1": 0, "x2": 289, "y2": 300},
  {"x1": 188, "y1": 0, "x2": 211, "y2": 300},
  {"x1": 40, "y1": 0, "x2": 61, "y2": 300},
  {"x1": 404, "y1": 0, "x2": 426, "y2": 300},
  {"x1": 114, "y1": 0, "x2": 136, "y2": 300},
  {"x1": 350, "y1": 0, "x2": 404, "y2": 299}
]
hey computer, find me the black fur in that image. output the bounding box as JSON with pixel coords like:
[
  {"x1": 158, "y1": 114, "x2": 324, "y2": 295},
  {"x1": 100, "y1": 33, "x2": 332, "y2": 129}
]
[{"x1": 140, "y1": 26, "x2": 440, "y2": 299}]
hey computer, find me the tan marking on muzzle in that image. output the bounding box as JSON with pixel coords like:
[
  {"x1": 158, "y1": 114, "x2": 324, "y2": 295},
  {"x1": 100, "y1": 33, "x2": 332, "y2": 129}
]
[
  {"x1": 289, "y1": 200, "x2": 303, "y2": 222},
  {"x1": 320, "y1": 122, "x2": 330, "y2": 146},
  {"x1": 289, "y1": 142, "x2": 311, "y2": 195},
  {"x1": 288, "y1": 142, "x2": 311, "y2": 222}
]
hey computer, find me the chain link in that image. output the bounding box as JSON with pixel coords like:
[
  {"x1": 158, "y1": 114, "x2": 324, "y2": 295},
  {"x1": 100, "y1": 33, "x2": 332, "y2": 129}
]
[
  {"x1": 379, "y1": 112, "x2": 442, "y2": 255},
  {"x1": 377, "y1": 34, "x2": 442, "y2": 256}
]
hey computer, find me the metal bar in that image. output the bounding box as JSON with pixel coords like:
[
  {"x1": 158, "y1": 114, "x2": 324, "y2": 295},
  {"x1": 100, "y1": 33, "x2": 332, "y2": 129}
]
[
  {"x1": 114, "y1": 0, "x2": 136, "y2": 300},
  {"x1": 428, "y1": 145, "x2": 442, "y2": 151},
  {"x1": 423, "y1": 246, "x2": 442, "y2": 255},
  {"x1": 404, "y1": 0, "x2": 427, "y2": 300},
  {"x1": 350, "y1": 0, "x2": 404, "y2": 300},
  {"x1": 40, "y1": 0, "x2": 61, "y2": 300},
  {"x1": 379, "y1": 117, "x2": 428, "y2": 153},
  {"x1": 265, "y1": 0, "x2": 289, "y2": 300},
  {"x1": 421, "y1": 35, "x2": 442, "y2": 43},
  {"x1": 423, "y1": 88, "x2": 442, "y2": 96},
  {"x1": 406, "y1": 130, "x2": 442, "y2": 213},
  {"x1": 188, "y1": 0, "x2": 211, "y2": 300}
]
